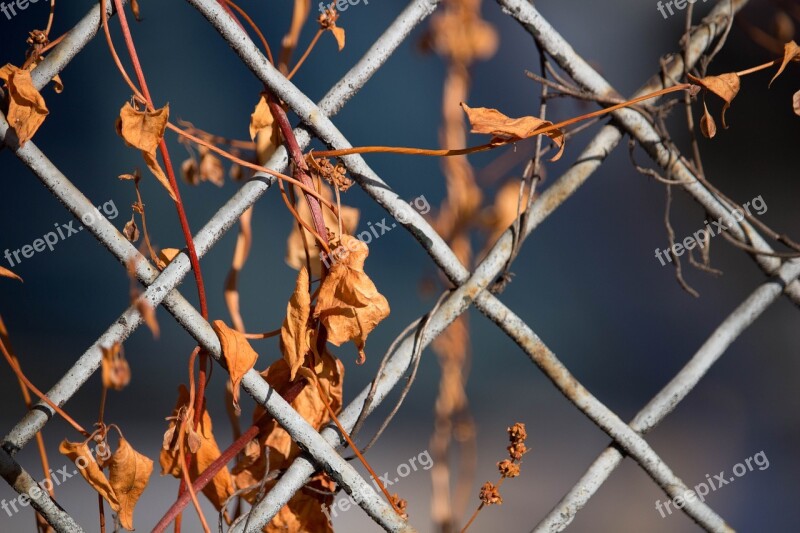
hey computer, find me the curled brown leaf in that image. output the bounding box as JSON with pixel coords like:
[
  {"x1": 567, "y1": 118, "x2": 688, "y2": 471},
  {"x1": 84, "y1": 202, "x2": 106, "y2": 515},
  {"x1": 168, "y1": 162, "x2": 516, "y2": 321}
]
[
  {"x1": 213, "y1": 320, "x2": 259, "y2": 414},
  {"x1": 108, "y1": 438, "x2": 153, "y2": 531},
  {"x1": 0, "y1": 64, "x2": 49, "y2": 146}
]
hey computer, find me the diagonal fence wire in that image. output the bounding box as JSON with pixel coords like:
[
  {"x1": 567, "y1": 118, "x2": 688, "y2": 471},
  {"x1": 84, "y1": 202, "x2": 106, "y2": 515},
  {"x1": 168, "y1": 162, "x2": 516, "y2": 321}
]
[
  {"x1": 185, "y1": 0, "x2": 775, "y2": 530},
  {"x1": 0, "y1": 0, "x2": 792, "y2": 531}
]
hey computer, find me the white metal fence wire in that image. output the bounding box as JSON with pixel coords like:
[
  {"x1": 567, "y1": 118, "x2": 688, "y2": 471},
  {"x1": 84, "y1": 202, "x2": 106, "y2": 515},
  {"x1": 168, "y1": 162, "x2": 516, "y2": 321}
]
[{"x1": 2, "y1": 0, "x2": 794, "y2": 532}]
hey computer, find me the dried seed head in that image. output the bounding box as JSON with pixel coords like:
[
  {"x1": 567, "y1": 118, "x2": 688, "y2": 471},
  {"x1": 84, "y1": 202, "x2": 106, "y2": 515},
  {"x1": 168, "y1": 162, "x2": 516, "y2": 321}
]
[
  {"x1": 498, "y1": 459, "x2": 520, "y2": 478},
  {"x1": 508, "y1": 422, "x2": 527, "y2": 444},
  {"x1": 390, "y1": 494, "x2": 408, "y2": 520},
  {"x1": 479, "y1": 481, "x2": 502, "y2": 505},
  {"x1": 507, "y1": 442, "x2": 527, "y2": 461},
  {"x1": 317, "y1": 6, "x2": 339, "y2": 30},
  {"x1": 308, "y1": 155, "x2": 353, "y2": 191}
]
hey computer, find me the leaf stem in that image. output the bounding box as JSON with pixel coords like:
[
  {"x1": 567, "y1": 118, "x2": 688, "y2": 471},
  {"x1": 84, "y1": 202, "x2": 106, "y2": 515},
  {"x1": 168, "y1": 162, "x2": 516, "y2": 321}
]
[{"x1": 314, "y1": 84, "x2": 693, "y2": 159}]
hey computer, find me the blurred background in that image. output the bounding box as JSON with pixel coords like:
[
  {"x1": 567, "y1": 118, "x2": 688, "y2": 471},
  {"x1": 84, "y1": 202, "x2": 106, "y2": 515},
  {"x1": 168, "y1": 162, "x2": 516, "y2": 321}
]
[{"x1": 1, "y1": 0, "x2": 799, "y2": 531}]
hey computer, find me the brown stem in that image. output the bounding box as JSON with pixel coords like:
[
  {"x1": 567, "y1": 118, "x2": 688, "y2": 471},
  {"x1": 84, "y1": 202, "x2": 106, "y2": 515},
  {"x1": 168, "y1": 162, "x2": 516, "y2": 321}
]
[{"x1": 268, "y1": 95, "x2": 331, "y2": 256}]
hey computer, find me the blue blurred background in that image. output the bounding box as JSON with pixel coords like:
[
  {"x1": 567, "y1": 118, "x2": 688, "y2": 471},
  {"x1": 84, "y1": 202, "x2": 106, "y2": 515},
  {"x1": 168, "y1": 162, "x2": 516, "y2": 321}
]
[{"x1": 1, "y1": 0, "x2": 799, "y2": 531}]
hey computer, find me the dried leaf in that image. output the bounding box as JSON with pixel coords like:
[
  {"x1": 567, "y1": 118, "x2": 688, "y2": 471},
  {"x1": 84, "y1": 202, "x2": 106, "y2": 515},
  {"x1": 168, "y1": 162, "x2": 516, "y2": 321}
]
[
  {"x1": 249, "y1": 94, "x2": 274, "y2": 141},
  {"x1": 700, "y1": 102, "x2": 717, "y2": 139},
  {"x1": 199, "y1": 151, "x2": 225, "y2": 186},
  {"x1": 0, "y1": 266, "x2": 22, "y2": 282},
  {"x1": 793, "y1": 89, "x2": 800, "y2": 116},
  {"x1": 59, "y1": 440, "x2": 121, "y2": 512},
  {"x1": 108, "y1": 438, "x2": 153, "y2": 531},
  {"x1": 101, "y1": 343, "x2": 131, "y2": 391},
  {"x1": 159, "y1": 385, "x2": 235, "y2": 510},
  {"x1": 0, "y1": 64, "x2": 49, "y2": 146},
  {"x1": 224, "y1": 207, "x2": 253, "y2": 332},
  {"x1": 280, "y1": 267, "x2": 312, "y2": 381},
  {"x1": 770, "y1": 41, "x2": 800, "y2": 86},
  {"x1": 158, "y1": 248, "x2": 181, "y2": 266},
  {"x1": 285, "y1": 184, "x2": 359, "y2": 277},
  {"x1": 123, "y1": 218, "x2": 140, "y2": 242},
  {"x1": 424, "y1": 2, "x2": 497, "y2": 63},
  {"x1": 314, "y1": 235, "x2": 390, "y2": 364},
  {"x1": 330, "y1": 26, "x2": 346, "y2": 51},
  {"x1": 461, "y1": 103, "x2": 565, "y2": 160},
  {"x1": 688, "y1": 73, "x2": 740, "y2": 128},
  {"x1": 135, "y1": 297, "x2": 160, "y2": 339},
  {"x1": 116, "y1": 102, "x2": 177, "y2": 200},
  {"x1": 181, "y1": 157, "x2": 198, "y2": 185},
  {"x1": 213, "y1": 320, "x2": 259, "y2": 414},
  {"x1": 131, "y1": 0, "x2": 141, "y2": 20}
]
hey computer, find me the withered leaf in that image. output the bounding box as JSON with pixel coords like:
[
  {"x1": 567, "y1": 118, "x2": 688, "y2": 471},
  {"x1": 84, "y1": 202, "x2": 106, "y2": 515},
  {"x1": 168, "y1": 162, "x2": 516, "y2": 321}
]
[
  {"x1": 0, "y1": 64, "x2": 49, "y2": 146},
  {"x1": 770, "y1": 40, "x2": 800, "y2": 87},
  {"x1": 285, "y1": 184, "x2": 359, "y2": 277},
  {"x1": 688, "y1": 73, "x2": 740, "y2": 128},
  {"x1": 123, "y1": 218, "x2": 140, "y2": 242},
  {"x1": 199, "y1": 151, "x2": 224, "y2": 187},
  {"x1": 249, "y1": 93, "x2": 274, "y2": 141},
  {"x1": 461, "y1": 103, "x2": 565, "y2": 160},
  {"x1": 159, "y1": 385, "x2": 234, "y2": 510},
  {"x1": 116, "y1": 102, "x2": 176, "y2": 201},
  {"x1": 158, "y1": 248, "x2": 181, "y2": 266},
  {"x1": 314, "y1": 235, "x2": 389, "y2": 364},
  {"x1": 279, "y1": 267, "x2": 311, "y2": 381},
  {"x1": 59, "y1": 440, "x2": 121, "y2": 512},
  {"x1": 135, "y1": 297, "x2": 160, "y2": 339},
  {"x1": 101, "y1": 343, "x2": 131, "y2": 391},
  {"x1": 108, "y1": 438, "x2": 153, "y2": 531},
  {"x1": 0, "y1": 266, "x2": 22, "y2": 282},
  {"x1": 330, "y1": 26, "x2": 346, "y2": 51},
  {"x1": 793, "y1": 89, "x2": 800, "y2": 116},
  {"x1": 213, "y1": 320, "x2": 259, "y2": 414},
  {"x1": 700, "y1": 102, "x2": 717, "y2": 139}
]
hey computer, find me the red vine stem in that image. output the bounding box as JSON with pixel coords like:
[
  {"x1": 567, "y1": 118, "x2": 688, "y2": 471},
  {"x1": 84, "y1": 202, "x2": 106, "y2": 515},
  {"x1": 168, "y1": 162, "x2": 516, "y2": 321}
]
[
  {"x1": 268, "y1": 95, "x2": 331, "y2": 256},
  {"x1": 151, "y1": 379, "x2": 308, "y2": 533}
]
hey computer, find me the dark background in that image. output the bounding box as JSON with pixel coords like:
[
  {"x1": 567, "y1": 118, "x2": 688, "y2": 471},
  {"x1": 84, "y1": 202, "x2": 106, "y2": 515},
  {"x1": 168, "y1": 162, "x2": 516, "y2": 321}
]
[{"x1": 0, "y1": 0, "x2": 798, "y2": 531}]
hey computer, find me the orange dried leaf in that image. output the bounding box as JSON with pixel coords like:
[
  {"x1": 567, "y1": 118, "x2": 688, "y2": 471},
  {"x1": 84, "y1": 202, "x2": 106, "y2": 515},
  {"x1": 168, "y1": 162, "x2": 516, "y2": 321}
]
[
  {"x1": 59, "y1": 440, "x2": 121, "y2": 512},
  {"x1": 213, "y1": 320, "x2": 259, "y2": 414},
  {"x1": 249, "y1": 94, "x2": 275, "y2": 141},
  {"x1": 461, "y1": 103, "x2": 565, "y2": 160},
  {"x1": 0, "y1": 64, "x2": 49, "y2": 146},
  {"x1": 314, "y1": 235, "x2": 389, "y2": 364},
  {"x1": 123, "y1": 218, "x2": 139, "y2": 242},
  {"x1": 793, "y1": 89, "x2": 800, "y2": 116},
  {"x1": 199, "y1": 151, "x2": 225, "y2": 186},
  {"x1": 116, "y1": 102, "x2": 176, "y2": 200},
  {"x1": 280, "y1": 267, "x2": 312, "y2": 381},
  {"x1": 330, "y1": 26, "x2": 346, "y2": 51},
  {"x1": 0, "y1": 266, "x2": 22, "y2": 282},
  {"x1": 285, "y1": 184, "x2": 359, "y2": 277},
  {"x1": 135, "y1": 297, "x2": 160, "y2": 339},
  {"x1": 108, "y1": 438, "x2": 153, "y2": 531},
  {"x1": 159, "y1": 386, "x2": 235, "y2": 510},
  {"x1": 700, "y1": 102, "x2": 717, "y2": 139},
  {"x1": 770, "y1": 40, "x2": 800, "y2": 86},
  {"x1": 101, "y1": 343, "x2": 131, "y2": 391},
  {"x1": 158, "y1": 248, "x2": 181, "y2": 266},
  {"x1": 688, "y1": 73, "x2": 740, "y2": 128}
]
